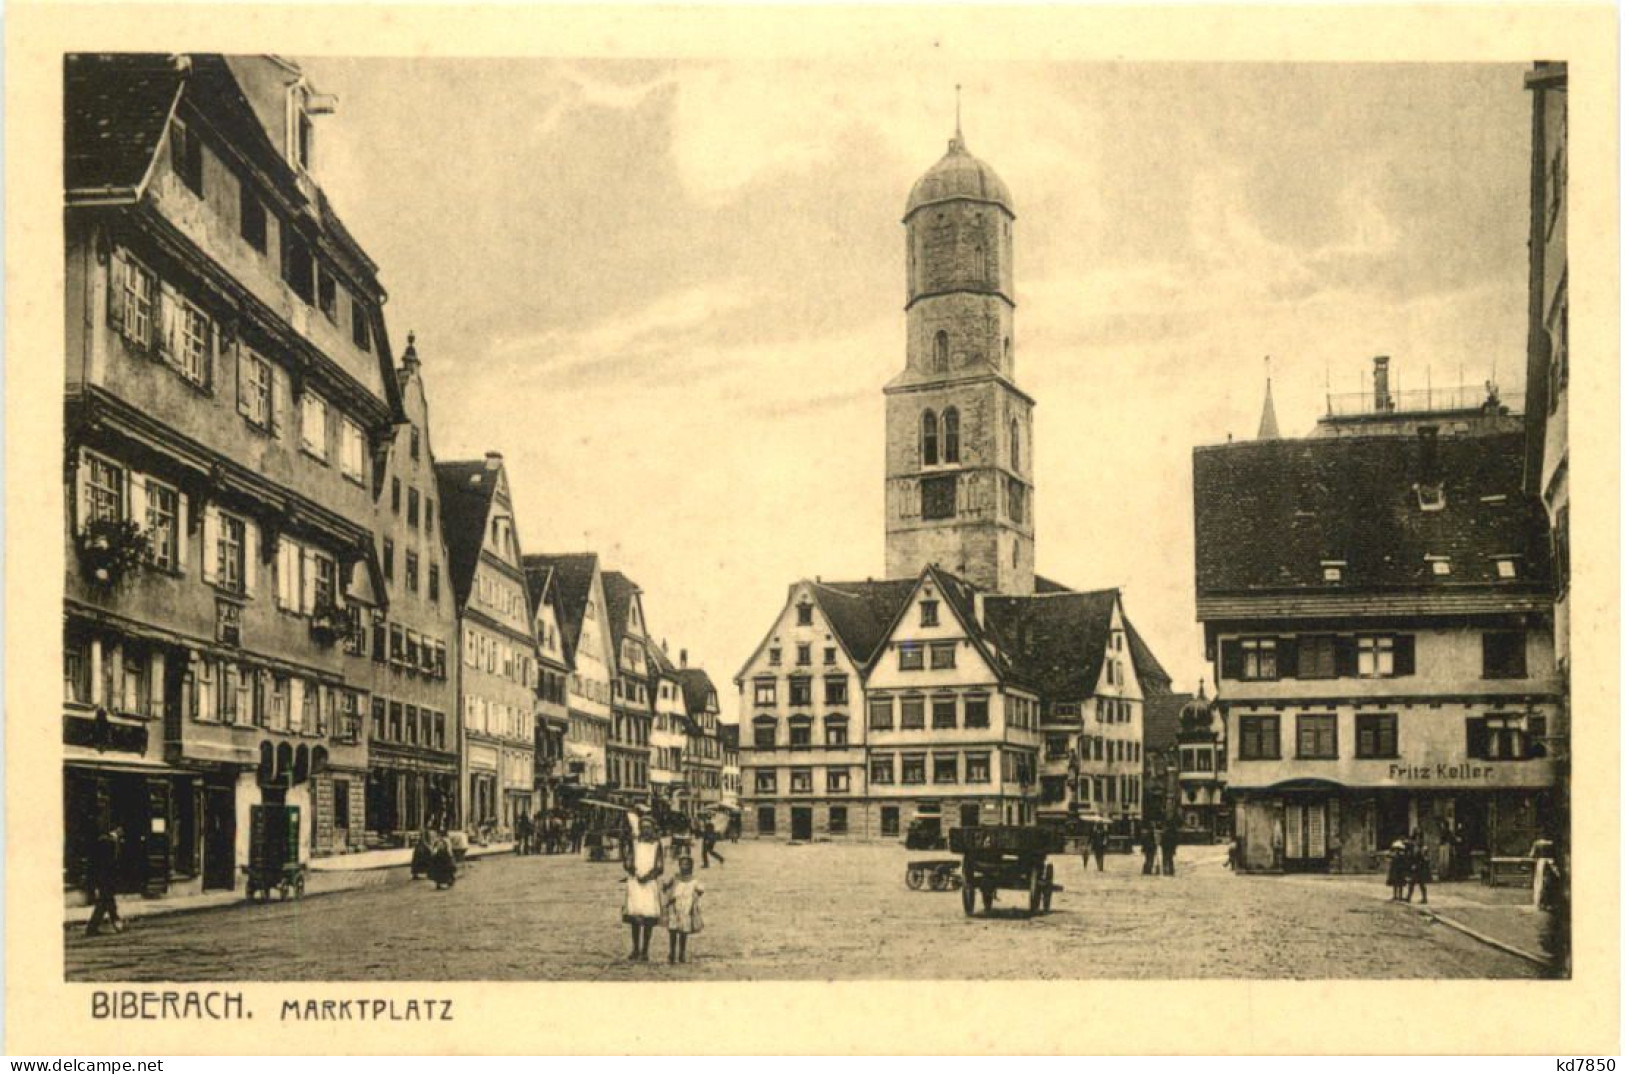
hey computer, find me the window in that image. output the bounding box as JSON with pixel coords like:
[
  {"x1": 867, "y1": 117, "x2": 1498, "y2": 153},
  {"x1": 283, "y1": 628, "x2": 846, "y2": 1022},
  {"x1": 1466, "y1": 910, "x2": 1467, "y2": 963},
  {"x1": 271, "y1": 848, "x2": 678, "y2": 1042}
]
[
  {"x1": 1495, "y1": 558, "x2": 1519, "y2": 579},
  {"x1": 1241, "y1": 638, "x2": 1278, "y2": 681},
  {"x1": 1296, "y1": 714, "x2": 1338, "y2": 759},
  {"x1": 756, "y1": 807, "x2": 776, "y2": 835},
  {"x1": 868, "y1": 696, "x2": 894, "y2": 730},
  {"x1": 339, "y1": 418, "x2": 366, "y2": 482},
  {"x1": 1357, "y1": 635, "x2": 1397, "y2": 678},
  {"x1": 170, "y1": 119, "x2": 203, "y2": 195},
  {"x1": 933, "y1": 331, "x2": 949, "y2": 372},
  {"x1": 1007, "y1": 477, "x2": 1026, "y2": 524},
  {"x1": 352, "y1": 297, "x2": 372, "y2": 351},
  {"x1": 827, "y1": 768, "x2": 850, "y2": 793},
  {"x1": 299, "y1": 392, "x2": 329, "y2": 460},
  {"x1": 282, "y1": 231, "x2": 315, "y2": 304},
  {"x1": 405, "y1": 552, "x2": 419, "y2": 595},
  {"x1": 922, "y1": 410, "x2": 939, "y2": 465},
  {"x1": 85, "y1": 455, "x2": 125, "y2": 525},
  {"x1": 752, "y1": 719, "x2": 776, "y2": 750},
  {"x1": 1238, "y1": 715, "x2": 1280, "y2": 760},
  {"x1": 930, "y1": 642, "x2": 957, "y2": 670},
  {"x1": 825, "y1": 676, "x2": 848, "y2": 705},
  {"x1": 1010, "y1": 420, "x2": 1021, "y2": 472},
  {"x1": 823, "y1": 646, "x2": 837, "y2": 666},
  {"x1": 964, "y1": 695, "x2": 989, "y2": 728},
  {"x1": 114, "y1": 254, "x2": 156, "y2": 349},
  {"x1": 1298, "y1": 635, "x2": 1337, "y2": 680},
  {"x1": 796, "y1": 602, "x2": 813, "y2": 626},
  {"x1": 900, "y1": 696, "x2": 926, "y2": 730},
  {"x1": 215, "y1": 513, "x2": 246, "y2": 594},
  {"x1": 144, "y1": 478, "x2": 179, "y2": 570},
  {"x1": 932, "y1": 696, "x2": 957, "y2": 729},
  {"x1": 880, "y1": 806, "x2": 901, "y2": 837},
  {"x1": 240, "y1": 189, "x2": 267, "y2": 252},
  {"x1": 790, "y1": 768, "x2": 812, "y2": 794},
  {"x1": 796, "y1": 643, "x2": 811, "y2": 666},
  {"x1": 391, "y1": 478, "x2": 401, "y2": 514},
  {"x1": 382, "y1": 539, "x2": 394, "y2": 582},
  {"x1": 317, "y1": 267, "x2": 338, "y2": 323},
  {"x1": 64, "y1": 634, "x2": 90, "y2": 705},
  {"x1": 788, "y1": 678, "x2": 812, "y2": 707},
  {"x1": 826, "y1": 717, "x2": 848, "y2": 747},
  {"x1": 933, "y1": 753, "x2": 958, "y2": 784},
  {"x1": 238, "y1": 350, "x2": 273, "y2": 429},
  {"x1": 1468, "y1": 714, "x2": 1548, "y2": 762},
  {"x1": 901, "y1": 754, "x2": 926, "y2": 785},
  {"x1": 966, "y1": 752, "x2": 991, "y2": 784},
  {"x1": 428, "y1": 564, "x2": 440, "y2": 603},
  {"x1": 898, "y1": 643, "x2": 925, "y2": 671},
  {"x1": 789, "y1": 719, "x2": 812, "y2": 748},
  {"x1": 943, "y1": 408, "x2": 960, "y2": 464},
  {"x1": 921, "y1": 474, "x2": 956, "y2": 520},
  {"x1": 1321, "y1": 562, "x2": 1344, "y2": 583},
  {"x1": 1429, "y1": 557, "x2": 1452, "y2": 576},
  {"x1": 1482, "y1": 631, "x2": 1528, "y2": 679},
  {"x1": 175, "y1": 300, "x2": 213, "y2": 388},
  {"x1": 920, "y1": 600, "x2": 939, "y2": 627},
  {"x1": 1356, "y1": 713, "x2": 1399, "y2": 759},
  {"x1": 407, "y1": 489, "x2": 420, "y2": 527},
  {"x1": 828, "y1": 805, "x2": 848, "y2": 834},
  {"x1": 425, "y1": 498, "x2": 434, "y2": 535},
  {"x1": 870, "y1": 754, "x2": 894, "y2": 784},
  {"x1": 768, "y1": 647, "x2": 781, "y2": 667},
  {"x1": 1045, "y1": 734, "x2": 1070, "y2": 761}
]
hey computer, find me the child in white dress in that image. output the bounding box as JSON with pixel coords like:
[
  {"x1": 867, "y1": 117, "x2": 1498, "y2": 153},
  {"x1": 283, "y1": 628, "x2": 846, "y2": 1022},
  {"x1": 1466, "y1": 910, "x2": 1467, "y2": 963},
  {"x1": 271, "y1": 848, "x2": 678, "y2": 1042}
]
[{"x1": 662, "y1": 855, "x2": 705, "y2": 964}]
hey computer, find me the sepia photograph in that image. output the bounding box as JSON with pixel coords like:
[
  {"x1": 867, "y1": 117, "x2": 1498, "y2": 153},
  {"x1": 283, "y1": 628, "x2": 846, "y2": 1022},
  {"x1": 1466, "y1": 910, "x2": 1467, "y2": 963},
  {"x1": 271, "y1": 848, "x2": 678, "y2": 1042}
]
[{"x1": 6, "y1": 1, "x2": 1619, "y2": 1057}]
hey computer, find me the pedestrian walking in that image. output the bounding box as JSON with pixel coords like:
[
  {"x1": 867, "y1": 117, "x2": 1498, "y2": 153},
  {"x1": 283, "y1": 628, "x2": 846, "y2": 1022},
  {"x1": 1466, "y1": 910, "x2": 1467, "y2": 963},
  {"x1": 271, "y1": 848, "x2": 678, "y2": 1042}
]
[
  {"x1": 1160, "y1": 823, "x2": 1179, "y2": 877},
  {"x1": 570, "y1": 815, "x2": 586, "y2": 854},
  {"x1": 84, "y1": 822, "x2": 125, "y2": 936},
  {"x1": 515, "y1": 811, "x2": 533, "y2": 855},
  {"x1": 701, "y1": 820, "x2": 725, "y2": 868},
  {"x1": 662, "y1": 855, "x2": 705, "y2": 964},
  {"x1": 1087, "y1": 825, "x2": 1108, "y2": 871},
  {"x1": 622, "y1": 813, "x2": 665, "y2": 962},
  {"x1": 1140, "y1": 823, "x2": 1158, "y2": 876},
  {"x1": 1405, "y1": 830, "x2": 1431, "y2": 904}
]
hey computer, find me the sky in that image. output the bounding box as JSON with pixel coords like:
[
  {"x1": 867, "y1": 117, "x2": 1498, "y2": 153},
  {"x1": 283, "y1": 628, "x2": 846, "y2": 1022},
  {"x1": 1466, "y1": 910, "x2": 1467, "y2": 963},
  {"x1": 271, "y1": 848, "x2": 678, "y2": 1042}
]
[{"x1": 304, "y1": 59, "x2": 1533, "y2": 719}]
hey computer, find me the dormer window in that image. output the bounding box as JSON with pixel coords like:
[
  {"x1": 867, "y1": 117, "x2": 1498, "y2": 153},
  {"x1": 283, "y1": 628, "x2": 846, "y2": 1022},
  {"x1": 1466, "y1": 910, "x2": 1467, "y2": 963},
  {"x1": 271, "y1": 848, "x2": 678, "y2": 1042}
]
[
  {"x1": 1321, "y1": 560, "x2": 1346, "y2": 583},
  {"x1": 1428, "y1": 556, "x2": 1452, "y2": 576},
  {"x1": 1495, "y1": 558, "x2": 1519, "y2": 579},
  {"x1": 170, "y1": 119, "x2": 203, "y2": 196},
  {"x1": 1416, "y1": 484, "x2": 1446, "y2": 511}
]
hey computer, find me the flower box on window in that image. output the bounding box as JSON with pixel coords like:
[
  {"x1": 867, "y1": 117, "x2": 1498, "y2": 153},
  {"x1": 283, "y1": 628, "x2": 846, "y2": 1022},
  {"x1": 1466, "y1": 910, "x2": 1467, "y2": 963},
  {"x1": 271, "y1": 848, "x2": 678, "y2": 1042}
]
[{"x1": 76, "y1": 518, "x2": 150, "y2": 588}]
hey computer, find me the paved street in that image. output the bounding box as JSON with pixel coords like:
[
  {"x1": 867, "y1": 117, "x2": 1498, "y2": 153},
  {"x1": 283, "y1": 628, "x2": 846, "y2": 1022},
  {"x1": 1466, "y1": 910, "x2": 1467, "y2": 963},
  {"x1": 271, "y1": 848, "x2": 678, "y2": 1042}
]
[{"x1": 66, "y1": 841, "x2": 1539, "y2": 981}]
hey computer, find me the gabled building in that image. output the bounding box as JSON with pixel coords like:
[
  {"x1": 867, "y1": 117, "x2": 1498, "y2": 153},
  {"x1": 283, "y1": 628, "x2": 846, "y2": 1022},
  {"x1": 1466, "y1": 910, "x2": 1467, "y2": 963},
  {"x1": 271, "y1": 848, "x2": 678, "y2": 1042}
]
[
  {"x1": 63, "y1": 54, "x2": 400, "y2": 899},
  {"x1": 526, "y1": 553, "x2": 612, "y2": 793},
  {"x1": 601, "y1": 570, "x2": 653, "y2": 796},
  {"x1": 436, "y1": 454, "x2": 538, "y2": 835},
  {"x1": 1194, "y1": 423, "x2": 1559, "y2": 872},
  {"x1": 648, "y1": 641, "x2": 690, "y2": 811},
  {"x1": 675, "y1": 662, "x2": 725, "y2": 820},
  {"x1": 362, "y1": 334, "x2": 458, "y2": 841},
  {"x1": 523, "y1": 558, "x2": 572, "y2": 812}
]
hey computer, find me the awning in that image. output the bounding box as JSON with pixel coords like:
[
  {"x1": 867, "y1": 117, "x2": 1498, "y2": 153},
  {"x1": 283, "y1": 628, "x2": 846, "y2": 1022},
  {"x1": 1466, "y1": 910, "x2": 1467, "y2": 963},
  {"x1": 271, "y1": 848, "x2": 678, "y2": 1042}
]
[{"x1": 64, "y1": 748, "x2": 183, "y2": 775}]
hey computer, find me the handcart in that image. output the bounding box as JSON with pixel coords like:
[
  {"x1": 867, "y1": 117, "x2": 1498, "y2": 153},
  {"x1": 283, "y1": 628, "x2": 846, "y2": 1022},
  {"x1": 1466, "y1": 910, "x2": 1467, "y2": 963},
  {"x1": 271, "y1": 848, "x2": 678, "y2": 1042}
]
[
  {"x1": 242, "y1": 803, "x2": 306, "y2": 902},
  {"x1": 905, "y1": 859, "x2": 963, "y2": 891}
]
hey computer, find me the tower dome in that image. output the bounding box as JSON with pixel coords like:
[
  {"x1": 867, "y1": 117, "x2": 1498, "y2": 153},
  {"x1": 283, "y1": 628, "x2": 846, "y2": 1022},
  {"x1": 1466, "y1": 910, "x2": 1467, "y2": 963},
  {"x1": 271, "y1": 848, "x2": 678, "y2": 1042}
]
[{"x1": 905, "y1": 132, "x2": 1014, "y2": 220}]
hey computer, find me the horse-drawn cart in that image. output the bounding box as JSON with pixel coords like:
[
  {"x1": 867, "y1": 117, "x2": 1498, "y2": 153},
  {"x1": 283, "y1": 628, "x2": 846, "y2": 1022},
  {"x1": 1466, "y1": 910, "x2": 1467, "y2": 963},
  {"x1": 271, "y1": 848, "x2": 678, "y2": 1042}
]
[{"x1": 950, "y1": 825, "x2": 1064, "y2": 917}]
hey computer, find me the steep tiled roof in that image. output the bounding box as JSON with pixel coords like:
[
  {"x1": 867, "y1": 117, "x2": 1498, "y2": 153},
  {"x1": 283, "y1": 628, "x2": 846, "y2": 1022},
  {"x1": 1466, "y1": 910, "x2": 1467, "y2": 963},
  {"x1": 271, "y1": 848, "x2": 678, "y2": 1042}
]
[
  {"x1": 719, "y1": 723, "x2": 739, "y2": 749},
  {"x1": 676, "y1": 668, "x2": 719, "y2": 715},
  {"x1": 1143, "y1": 691, "x2": 1192, "y2": 759},
  {"x1": 1124, "y1": 618, "x2": 1171, "y2": 692},
  {"x1": 809, "y1": 578, "x2": 918, "y2": 666},
  {"x1": 1034, "y1": 575, "x2": 1073, "y2": 594},
  {"x1": 601, "y1": 571, "x2": 639, "y2": 648},
  {"x1": 1193, "y1": 430, "x2": 1552, "y2": 595},
  {"x1": 434, "y1": 460, "x2": 498, "y2": 609},
  {"x1": 983, "y1": 589, "x2": 1119, "y2": 700},
  {"x1": 523, "y1": 553, "x2": 598, "y2": 653},
  {"x1": 64, "y1": 53, "x2": 184, "y2": 192},
  {"x1": 647, "y1": 641, "x2": 679, "y2": 679}
]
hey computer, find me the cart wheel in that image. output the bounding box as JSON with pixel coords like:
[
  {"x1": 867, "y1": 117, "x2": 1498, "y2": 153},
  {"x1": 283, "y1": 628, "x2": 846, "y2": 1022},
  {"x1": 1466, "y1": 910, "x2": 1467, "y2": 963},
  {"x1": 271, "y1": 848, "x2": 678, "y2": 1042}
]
[
  {"x1": 1028, "y1": 866, "x2": 1043, "y2": 916},
  {"x1": 906, "y1": 867, "x2": 925, "y2": 890},
  {"x1": 1042, "y1": 864, "x2": 1055, "y2": 913},
  {"x1": 928, "y1": 868, "x2": 950, "y2": 891}
]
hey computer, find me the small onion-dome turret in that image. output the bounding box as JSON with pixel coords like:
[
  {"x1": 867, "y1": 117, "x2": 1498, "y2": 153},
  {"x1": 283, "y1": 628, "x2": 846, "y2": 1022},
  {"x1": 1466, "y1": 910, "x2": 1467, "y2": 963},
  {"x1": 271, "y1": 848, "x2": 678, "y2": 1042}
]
[{"x1": 1178, "y1": 681, "x2": 1215, "y2": 734}]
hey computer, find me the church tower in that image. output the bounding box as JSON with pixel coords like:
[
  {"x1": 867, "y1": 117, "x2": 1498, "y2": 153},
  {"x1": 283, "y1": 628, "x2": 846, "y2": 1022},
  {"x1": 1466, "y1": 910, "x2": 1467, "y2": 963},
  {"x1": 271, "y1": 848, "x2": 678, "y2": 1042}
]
[{"x1": 885, "y1": 117, "x2": 1035, "y2": 594}]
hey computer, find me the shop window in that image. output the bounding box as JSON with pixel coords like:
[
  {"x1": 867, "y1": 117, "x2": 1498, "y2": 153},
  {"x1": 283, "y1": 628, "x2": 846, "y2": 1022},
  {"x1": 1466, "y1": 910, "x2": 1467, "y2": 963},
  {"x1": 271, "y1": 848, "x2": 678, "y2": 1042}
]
[{"x1": 1295, "y1": 714, "x2": 1338, "y2": 760}]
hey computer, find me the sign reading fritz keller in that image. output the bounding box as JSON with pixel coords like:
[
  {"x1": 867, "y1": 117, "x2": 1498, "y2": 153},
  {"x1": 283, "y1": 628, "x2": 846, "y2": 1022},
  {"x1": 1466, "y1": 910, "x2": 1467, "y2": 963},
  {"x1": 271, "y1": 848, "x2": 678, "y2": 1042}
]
[{"x1": 1389, "y1": 763, "x2": 1498, "y2": 781}]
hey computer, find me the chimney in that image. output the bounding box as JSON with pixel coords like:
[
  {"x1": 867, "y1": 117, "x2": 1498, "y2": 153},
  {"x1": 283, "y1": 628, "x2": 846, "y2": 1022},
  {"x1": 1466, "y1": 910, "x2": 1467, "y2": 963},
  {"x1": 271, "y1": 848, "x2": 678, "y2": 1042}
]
[
  {"x1": 484, "y1": 451, "x2": 502, "y2": 471},
  {"x1": 680, "y1": 649, "x2": 688, "y2": 668},
  {"x1": 1373, "y1": 356, "x2": 1392, "y2": 412}
]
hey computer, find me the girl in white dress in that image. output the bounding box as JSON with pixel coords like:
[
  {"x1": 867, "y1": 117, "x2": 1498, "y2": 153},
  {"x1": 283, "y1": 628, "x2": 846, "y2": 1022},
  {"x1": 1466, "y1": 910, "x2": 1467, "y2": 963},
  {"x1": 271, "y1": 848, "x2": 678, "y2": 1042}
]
[
  {"x1": 622, "y1": 814, "x2": 665, "y2": 961},
  {"x1": 662, "y1": 855, "x2": 705, "y2": 964}
]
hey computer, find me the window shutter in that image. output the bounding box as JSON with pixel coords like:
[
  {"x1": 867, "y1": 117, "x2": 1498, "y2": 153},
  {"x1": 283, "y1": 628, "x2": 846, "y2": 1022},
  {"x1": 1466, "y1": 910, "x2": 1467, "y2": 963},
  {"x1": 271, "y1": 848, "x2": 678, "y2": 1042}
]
[
  {"x1": 1464, "y1": 717, "x2": 1487, "y2": 760},
  {"x1": 1276, "y1": 636, "x2": 1298, "y2": 679},
  {"x1": 277, "y1": 538, "x2": 296, "y2": 609},
  {"x1": 236, "y1": 348, "x2": 252, "y2": 418},
  {"x1": 107, "y1": 252, "x2": 125, "y2": 334},
  {"x1": 1393, "y1": 635, "x2": 1416, "y2": 677},
  {"x1": 269, "y1": 368, "x2": 285, "y2": 437},
  {"x1": 157, "y1": 283, "x2": 179, "y2": 360},
  {"x1": 243, "y1": 521, "x2": 259, "y2": 596},
  {"x1": 175, "y1": 492, "x2": 189, "y2": 570},
  {"x1": 289, "y1": 679, "x2": 305, "y2": 733},
  {"x1": 300, "y1": 548, "x2": 316, "y2": 614},
  {"x1": 201, "y1": 507, "x2": 219, "y2": 584},
  {"x1": 1219, "y1": 640, "x2": 1243, "y2": 681},
  {"x1": 75, "y1": 448, "x2": 91, "y2": 534},
  {"x1": 1334, "y1": 636, "x2": 1359, "y2": 678}
]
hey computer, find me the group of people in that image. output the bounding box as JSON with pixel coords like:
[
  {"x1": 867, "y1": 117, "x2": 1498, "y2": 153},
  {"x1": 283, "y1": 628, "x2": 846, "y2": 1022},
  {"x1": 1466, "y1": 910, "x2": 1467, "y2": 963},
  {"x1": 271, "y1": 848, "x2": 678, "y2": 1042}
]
[
  {"x1": 409, "y1": 827, "x2": 460, "y2": 889},
  {"x1": 1139, "y1": 822, "x2": 1181, "y2": 876},
  {"x1": 513, "y1": 811, "x2": 586, "y2": 856},
  {"x1": 1385, "y1": 831, "x2": 1434, "y2": 904},
  {"x1": 621, "y1": 812, "x2": 709, "y2": 964}
]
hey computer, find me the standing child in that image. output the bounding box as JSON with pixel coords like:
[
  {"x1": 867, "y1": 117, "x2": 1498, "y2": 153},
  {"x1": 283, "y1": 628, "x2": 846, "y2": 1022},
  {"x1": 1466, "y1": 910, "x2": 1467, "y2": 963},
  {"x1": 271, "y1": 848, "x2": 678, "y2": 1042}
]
[
  {"x1": 1386, "y1": 839, "x2": 1408, "y2": 900},
  {"x1": 662, "y1": 855, "x2": 705, "y2": 964}
]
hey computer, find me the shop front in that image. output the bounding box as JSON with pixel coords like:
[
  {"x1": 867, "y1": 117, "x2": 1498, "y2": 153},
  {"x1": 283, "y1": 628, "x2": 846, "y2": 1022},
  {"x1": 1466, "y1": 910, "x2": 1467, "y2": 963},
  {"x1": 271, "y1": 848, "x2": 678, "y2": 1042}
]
[{"x1": 367, "y1": 751, "x2": 459, "y2": 840}]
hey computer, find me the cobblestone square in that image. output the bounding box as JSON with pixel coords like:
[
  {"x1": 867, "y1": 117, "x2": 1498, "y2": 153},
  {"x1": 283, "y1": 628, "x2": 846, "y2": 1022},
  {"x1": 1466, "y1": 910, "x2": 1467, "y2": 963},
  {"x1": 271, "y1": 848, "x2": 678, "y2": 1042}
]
[{"x1": 66, "y1": 840, "x2": 1539, "y2": 981}]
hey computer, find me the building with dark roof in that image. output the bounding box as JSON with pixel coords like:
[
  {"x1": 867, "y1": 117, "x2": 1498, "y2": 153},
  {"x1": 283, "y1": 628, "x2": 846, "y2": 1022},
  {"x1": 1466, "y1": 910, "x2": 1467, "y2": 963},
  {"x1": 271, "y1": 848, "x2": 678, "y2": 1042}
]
[
  {"x1": 1194, "y1": 417, "x2": 1560, "y2": 872},
  {"x1": 524, "y1": 553, "x2": 613, "y2": 790},
  {"x1": 436, "y1": 454, "x2": 540, "y2": 834},
  {"x1": 600, "y1": 570, "x2": 654, "y2": 793},
  {"x1": 62, "y1": 53, "x2": 404, "y2": 898},
  {"x1": 522, "y1": 559, "x2": 572, "y2": 810}
]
